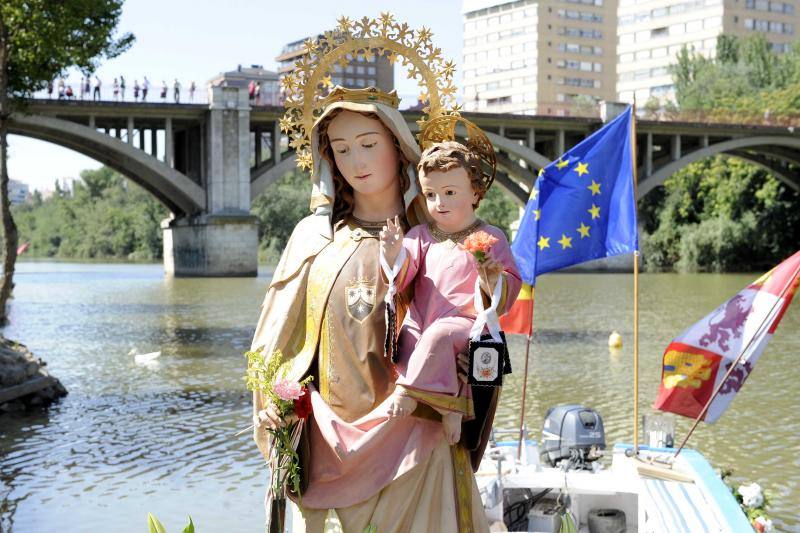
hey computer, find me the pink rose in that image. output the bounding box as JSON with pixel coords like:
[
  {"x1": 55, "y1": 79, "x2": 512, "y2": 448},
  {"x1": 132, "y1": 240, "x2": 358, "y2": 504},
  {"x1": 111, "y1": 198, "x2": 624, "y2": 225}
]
[{"x1": 273, "y1": 379, "x2": 305, "y2": 401}]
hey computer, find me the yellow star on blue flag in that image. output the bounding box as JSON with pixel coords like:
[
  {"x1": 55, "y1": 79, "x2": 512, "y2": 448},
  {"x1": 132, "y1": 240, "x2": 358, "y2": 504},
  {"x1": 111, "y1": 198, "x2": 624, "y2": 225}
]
[{"x1": 511, "y1": 107, "x2": 638, "y2": 285}]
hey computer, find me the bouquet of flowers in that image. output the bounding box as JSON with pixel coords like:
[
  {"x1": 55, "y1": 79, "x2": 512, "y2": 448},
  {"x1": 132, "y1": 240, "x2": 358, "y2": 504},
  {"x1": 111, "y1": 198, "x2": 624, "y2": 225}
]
[
  {"x1": 244, "y1": 349, "x2": 312, "y2": 531},
  {"x1": 460, "y1": 230, "x2": 499, "y2": 263}
]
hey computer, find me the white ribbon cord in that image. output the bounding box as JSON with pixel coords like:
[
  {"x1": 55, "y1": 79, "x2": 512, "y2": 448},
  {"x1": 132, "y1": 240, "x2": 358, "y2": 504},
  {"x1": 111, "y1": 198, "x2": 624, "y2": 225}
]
[
  {"x1": 379, "y1": 247, "x2": 407, "y2": 311},
  {"x1": 470, "y1": 273, "x2": 504, "y2": 343}
]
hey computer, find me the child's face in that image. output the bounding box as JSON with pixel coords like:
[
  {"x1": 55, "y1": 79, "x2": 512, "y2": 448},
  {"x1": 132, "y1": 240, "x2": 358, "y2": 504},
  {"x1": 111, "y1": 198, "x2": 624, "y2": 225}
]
[{"x1": 419, "y1": 166, "x2": 479, "y2": 232}]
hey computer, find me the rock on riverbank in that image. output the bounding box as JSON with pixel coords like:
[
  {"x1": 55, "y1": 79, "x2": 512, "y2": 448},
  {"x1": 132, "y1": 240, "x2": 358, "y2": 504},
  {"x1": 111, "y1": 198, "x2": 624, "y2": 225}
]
[{"x1": 0, "y1": 337, "x2": 66, "y2": 413}]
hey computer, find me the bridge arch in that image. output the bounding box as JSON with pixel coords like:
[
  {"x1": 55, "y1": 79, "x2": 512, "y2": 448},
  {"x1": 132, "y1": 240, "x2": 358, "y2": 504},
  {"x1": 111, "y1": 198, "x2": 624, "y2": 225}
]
[
  {"x1": 639, "y1": 135, "x2": 800, "y2": 198},
  {"x1": 9, "y1": 113, "x2": 206, "y2": 215},
  {"x1": 250, "y1": 154, "x2": 297, "y2": 201}
]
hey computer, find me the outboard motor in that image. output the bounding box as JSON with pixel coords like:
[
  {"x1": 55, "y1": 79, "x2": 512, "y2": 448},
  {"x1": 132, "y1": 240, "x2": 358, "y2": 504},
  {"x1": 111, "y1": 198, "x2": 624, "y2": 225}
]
[{"x1": 541, "y1": 404, "x2": 605, "y2": 469}]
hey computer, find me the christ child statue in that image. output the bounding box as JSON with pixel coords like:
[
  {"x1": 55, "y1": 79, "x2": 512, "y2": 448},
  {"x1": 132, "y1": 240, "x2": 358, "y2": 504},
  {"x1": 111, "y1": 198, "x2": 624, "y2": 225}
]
[{"x1": 379, "y1": 141, "x2": 521, "y2": 445}]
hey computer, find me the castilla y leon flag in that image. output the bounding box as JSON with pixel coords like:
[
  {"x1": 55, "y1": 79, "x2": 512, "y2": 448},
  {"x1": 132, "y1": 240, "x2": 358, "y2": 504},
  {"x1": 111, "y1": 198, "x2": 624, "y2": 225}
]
[
  {"x1": 499, "y1": 283, "x2": 534, "y2": 335},
  {"x1": 653, "y1": 250, "x2": 800, "y2": 423}
]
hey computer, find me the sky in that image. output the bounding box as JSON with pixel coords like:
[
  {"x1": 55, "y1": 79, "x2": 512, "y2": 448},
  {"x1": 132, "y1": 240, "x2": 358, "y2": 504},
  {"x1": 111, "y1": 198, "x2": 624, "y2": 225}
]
[{"x1": 8, "y1": 0, "x2": 465, "y2": 191}]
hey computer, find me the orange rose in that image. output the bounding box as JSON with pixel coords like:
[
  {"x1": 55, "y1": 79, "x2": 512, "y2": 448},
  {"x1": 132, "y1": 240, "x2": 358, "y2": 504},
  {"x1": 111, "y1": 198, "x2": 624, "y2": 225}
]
[{"x1": 460, "y1": 230, "x2": 499, "y2": 263}]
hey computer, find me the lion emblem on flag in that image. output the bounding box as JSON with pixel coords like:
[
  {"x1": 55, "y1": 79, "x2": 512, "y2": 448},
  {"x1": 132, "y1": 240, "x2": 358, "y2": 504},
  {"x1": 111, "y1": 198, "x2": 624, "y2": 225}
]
[{"x1": 699, "y1": 294, "x2": 751, "y2": 351}]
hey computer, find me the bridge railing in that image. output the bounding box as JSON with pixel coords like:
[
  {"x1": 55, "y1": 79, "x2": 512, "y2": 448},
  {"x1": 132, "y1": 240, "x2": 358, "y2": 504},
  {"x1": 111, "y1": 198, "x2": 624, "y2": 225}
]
[{"x1": 638, "y1": 108, "x2": 800, "y2": 128}]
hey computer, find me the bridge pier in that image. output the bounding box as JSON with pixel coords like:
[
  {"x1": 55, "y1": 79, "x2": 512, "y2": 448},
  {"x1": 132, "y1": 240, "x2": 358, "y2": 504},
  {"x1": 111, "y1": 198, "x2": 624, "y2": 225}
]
[
  {"x1": 162, "y1": 214, "x2": 258, "y2": 277},
  {"x1": 162, "y1": 84, "x2": 259, "y2": 277}
]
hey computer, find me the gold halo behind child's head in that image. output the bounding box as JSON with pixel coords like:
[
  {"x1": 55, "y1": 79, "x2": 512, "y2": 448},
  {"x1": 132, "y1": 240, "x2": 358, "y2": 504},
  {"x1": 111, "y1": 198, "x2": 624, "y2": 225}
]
[{"x1": 418, "y1": 115, "x2": 497, "y2": 193}]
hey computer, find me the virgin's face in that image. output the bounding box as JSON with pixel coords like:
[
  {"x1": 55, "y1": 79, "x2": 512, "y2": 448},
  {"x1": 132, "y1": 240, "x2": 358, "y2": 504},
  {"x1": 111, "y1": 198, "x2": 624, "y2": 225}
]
[{"x1": 326, "y1": 111, "x2": 400, "y2": 200}]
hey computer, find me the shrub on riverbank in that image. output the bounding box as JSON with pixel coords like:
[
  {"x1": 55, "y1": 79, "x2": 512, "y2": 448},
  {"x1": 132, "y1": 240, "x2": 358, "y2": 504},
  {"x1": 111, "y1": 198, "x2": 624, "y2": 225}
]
[
  {"x1": 641, "y1": 156, "x2": 800, "y2": 273},
  {"x1": 13, "y1": 167, "x2": 168, "y2": 261}
]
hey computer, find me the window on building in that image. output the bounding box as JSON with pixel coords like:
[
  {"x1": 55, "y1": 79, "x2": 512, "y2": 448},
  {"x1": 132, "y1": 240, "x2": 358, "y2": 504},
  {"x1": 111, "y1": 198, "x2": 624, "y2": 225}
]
[
  {"x1": 686, "y1": 19, "x2": 702, "y2": 32},
  {"x1": 651, "y1": 27, "x2": 668, "y2": 38}
]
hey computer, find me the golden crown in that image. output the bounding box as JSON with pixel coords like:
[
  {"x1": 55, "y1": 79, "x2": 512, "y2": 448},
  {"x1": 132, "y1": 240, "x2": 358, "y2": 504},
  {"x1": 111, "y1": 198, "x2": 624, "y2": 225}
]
[
  {"x1": 279, "y1": 13, "x2": 460, "y2": 170},
  {"x1": 418, "y1": 115, "x2": 497, "y2": 192},
  {"x1": 318, "y1": 86, "x2": 401, "y2": 110}
]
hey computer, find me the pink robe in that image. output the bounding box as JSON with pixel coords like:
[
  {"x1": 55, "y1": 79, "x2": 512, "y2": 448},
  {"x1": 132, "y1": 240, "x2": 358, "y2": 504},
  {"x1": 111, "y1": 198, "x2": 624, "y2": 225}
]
[
  {"x1": 394, "y1": 223, "x2": 522, "y2": 410},
  {"x1": 296, "y1": 222, "x2": 520, "y2": 517}
]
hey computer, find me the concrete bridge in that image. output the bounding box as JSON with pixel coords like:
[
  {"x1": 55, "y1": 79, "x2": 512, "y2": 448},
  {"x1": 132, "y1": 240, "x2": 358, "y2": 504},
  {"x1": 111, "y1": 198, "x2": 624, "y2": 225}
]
[{"x1": 11, "y1": 93, "x2": 800, "y2": 276}]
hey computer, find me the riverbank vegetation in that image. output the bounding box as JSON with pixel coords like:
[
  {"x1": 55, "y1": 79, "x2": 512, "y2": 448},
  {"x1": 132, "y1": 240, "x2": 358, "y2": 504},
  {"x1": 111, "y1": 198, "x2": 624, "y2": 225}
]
[
  {"x1": 639, "y1": 34, "x2": 800, "y2": 272},
  {"x1": 13, "y1": 167, "x2": 168, "y2": 261}
]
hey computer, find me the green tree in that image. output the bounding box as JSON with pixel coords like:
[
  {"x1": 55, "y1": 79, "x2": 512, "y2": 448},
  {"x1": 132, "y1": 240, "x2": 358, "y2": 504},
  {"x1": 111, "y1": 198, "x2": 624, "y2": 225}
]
[
  {"x1": 14, "y1": 167, "x2": 168, "y2": 261},
  {"x1": 476, "y1": 184, "x2": 519, "y2": 240},
  {"x1": 716, "y1": 34, "x2": 740, "y2": 64},
  {"x1": 0, "y1": 1, "x2": 134, "y2": 321},
  {"x1": 643, "y1": 33, "x2": 800, "y2": 272},
  {"x1": 250, "y1": 169, "x2": 312, "y2": 264},
  {"x1": 642, "y1": 157, "x2": 800, "y2": 272}
]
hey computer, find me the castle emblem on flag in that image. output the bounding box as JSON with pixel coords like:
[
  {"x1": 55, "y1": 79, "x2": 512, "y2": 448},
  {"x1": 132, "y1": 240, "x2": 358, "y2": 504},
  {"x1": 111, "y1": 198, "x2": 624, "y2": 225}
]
[{"x1": 662, "y1": 349, "x2": 717, "y2": 389}]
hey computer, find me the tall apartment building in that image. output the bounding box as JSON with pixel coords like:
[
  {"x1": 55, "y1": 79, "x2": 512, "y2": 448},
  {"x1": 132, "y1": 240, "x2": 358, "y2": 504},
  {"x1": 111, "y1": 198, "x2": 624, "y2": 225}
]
[
  {"x1": 461, "y1": 0, "x2": 617, "y2": 116},
  {"x1": 617, "y1": 0, "x2": 798, "y2": 103},
  {"x1": 276, "y1": 36, "x2": 394, "y2": 98}
]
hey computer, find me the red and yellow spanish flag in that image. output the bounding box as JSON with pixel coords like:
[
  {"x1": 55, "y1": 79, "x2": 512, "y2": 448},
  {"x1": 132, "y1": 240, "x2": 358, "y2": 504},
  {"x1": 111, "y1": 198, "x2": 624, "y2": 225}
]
[
  {"x1": 499, "y1": 283, "x2": 534, "y2": 335},
  {"x1": 653, "y1": 250, "x2": 800, "y2": 423}
]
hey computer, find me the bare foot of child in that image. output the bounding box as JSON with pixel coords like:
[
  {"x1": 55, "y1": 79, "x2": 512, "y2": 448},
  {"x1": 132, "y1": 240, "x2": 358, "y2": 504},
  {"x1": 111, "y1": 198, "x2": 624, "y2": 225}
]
[{"x1": 442, "y1": 412, "x2": 462, "y2": 444}]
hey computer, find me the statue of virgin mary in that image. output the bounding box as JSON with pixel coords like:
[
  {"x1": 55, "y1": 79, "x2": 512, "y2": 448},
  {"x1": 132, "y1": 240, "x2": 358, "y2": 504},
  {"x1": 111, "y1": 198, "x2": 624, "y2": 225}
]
[{"x1": 251, "y1": 15, "x2": 494, "y2": 532}]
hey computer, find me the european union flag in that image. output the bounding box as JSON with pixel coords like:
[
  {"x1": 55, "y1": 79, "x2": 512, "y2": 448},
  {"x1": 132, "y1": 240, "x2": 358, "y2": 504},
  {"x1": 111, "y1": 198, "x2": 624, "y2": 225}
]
[{"x1": 512, "y1": 107, "x2": 638, "y2": 285}]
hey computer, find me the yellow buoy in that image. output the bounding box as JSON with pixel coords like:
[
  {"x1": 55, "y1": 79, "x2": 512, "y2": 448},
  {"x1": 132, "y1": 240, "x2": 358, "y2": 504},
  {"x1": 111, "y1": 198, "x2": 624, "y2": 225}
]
[{"x1": 608, "y1": 331, "x2": 623, "y2": 349}]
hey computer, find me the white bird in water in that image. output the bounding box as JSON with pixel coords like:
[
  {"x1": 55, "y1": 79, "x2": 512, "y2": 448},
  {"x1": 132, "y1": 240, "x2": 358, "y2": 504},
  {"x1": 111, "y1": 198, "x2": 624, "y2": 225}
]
[{"x1": 134, "y1": 351, "x2": 161, "y2": 365}]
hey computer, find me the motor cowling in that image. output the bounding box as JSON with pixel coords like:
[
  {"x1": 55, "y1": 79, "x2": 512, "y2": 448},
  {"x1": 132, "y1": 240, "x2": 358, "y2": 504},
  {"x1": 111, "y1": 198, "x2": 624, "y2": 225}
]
[{"x1": 541, "y1": 404, "x2": 605, "y2": 469}]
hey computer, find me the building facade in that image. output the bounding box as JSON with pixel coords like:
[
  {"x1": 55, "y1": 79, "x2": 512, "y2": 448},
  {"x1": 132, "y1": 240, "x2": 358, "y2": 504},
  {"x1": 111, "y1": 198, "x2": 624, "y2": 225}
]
[
  {"x1": 276, "y1": 36, "x2": 394, "y2": 98},
  {"x1": 461, "y1": 0, "x2": 617, "y2": 116},
  {"x1": 207, "y1": 64, "x2": 281, "y2": 106},
  {"x1": 9, "y1": 179, "x2": 29, "y2": 205},
  {"x1": 617, "y1": 0, "x2": 798, "y2": 103}
]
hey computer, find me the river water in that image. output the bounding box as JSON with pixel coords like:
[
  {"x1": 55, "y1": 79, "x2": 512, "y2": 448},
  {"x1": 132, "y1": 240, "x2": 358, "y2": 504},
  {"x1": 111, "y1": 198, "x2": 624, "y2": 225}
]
[{"x1": 0, "y1": 262, "x2": 797, "y2": 532}]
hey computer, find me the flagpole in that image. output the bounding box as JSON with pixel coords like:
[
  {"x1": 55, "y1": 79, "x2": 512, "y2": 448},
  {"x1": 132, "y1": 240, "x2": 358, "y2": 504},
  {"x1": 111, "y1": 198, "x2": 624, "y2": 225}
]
[
  {"x1": 631, "y1": 100, "x2": 640, "y2": 457},
  {"x1": 517, "y1": 294, "x2": 534, "y2": 460},
  {"x1": 673, "y1": 261, "x2": 800, "y2": 458}
]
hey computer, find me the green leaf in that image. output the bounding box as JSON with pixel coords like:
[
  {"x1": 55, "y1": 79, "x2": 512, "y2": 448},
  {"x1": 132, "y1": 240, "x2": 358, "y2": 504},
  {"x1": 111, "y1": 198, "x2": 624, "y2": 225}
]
[
  {"x1": 147, "y1": 513, "x2": 168, "y2": 533},
  {"x1": 182, "y1": 516, "x2": 195, "y2": 533}
]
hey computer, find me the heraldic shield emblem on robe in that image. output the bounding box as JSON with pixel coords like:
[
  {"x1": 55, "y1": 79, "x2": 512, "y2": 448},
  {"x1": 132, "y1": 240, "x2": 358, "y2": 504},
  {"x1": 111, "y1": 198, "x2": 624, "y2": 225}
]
[{"x1": 346, "y1": 278, "x2": 376, "y2": 322}]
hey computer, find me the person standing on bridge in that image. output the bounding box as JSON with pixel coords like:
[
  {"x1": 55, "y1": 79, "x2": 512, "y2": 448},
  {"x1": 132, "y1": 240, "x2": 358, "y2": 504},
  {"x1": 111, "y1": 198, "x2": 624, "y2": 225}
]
[
  {"x1": 142, "y1": 77, "x2": 149, "y2": 101},
  {"x1": 79, "y1": 77, "x2": 85, "y2": 100},
  {"x1": 188, "y1": 81, "x2": 196, "y2": 102},
  {"x1": 160, "y1": 80, "x2": 167, "y2": 102},
  {"x1": 47, "y1": 80, "x2": 54, "y2": 99},
  {"x1": 93, "y1": 76, "x2": 101, "y2": 101},
  {"x1": 112, "y1": 78, "x2": 119, "y2": 101},
  {"x1": 84, "y1": 77, "x2": 91, "y2": 100},
  {"x1": 120, "y1": 76, "x2": 126, "y2": 101},
  {"x1": 57, "y1": 78, "x2": 65, "y2": 100},
  {"x1": 255, "y1": 81, "x2": 261, "y2": 105},
  {"x1": 133, "y1": 80, "x2": 140, "y2": 102},
  {"x1": 173, "y1": 79, "x2": 181, "y2": 103}
]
